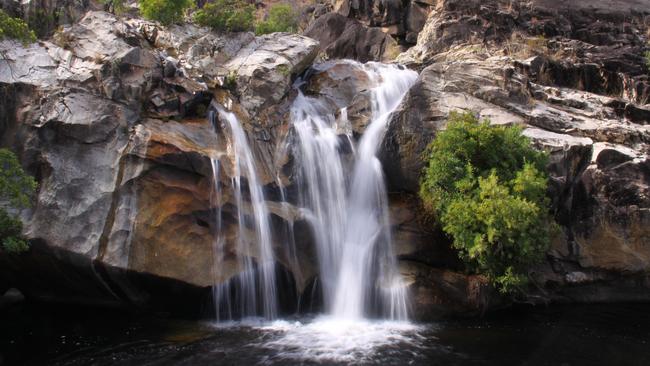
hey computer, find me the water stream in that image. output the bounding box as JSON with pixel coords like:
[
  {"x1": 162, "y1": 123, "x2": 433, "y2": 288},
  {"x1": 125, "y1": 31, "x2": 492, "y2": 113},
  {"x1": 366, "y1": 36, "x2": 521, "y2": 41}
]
[
  {"x1": 206, "y1": 61, "x2": 418, "y2": 360},
  {"x1": 209, "y1": 107, "x2": 278, "y2": 321},
  {"x1": 290, "y1": 62, "x2": 418, "y2": 320}
]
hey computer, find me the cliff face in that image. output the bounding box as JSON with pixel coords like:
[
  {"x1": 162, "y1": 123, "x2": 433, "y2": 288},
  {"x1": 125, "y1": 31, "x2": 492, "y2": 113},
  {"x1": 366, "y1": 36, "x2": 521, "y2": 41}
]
[
  {"x1": 0, "y1": 10, "x2": 320, "y2": 310},
  {"x1": 0, "y1": 0, "x2": 649, "y2": 318},
  {"x1": 375, "y1": 0, "x2": 650, "y2": 313}
]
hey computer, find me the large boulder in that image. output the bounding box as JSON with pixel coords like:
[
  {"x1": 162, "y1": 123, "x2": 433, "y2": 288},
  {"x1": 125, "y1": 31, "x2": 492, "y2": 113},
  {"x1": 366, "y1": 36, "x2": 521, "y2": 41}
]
[
  {"x1": 224, "y1": 33, "x2": 319, "y2": 117},
  {"x1": 0, "y1": 11, "x2": 322, "y2": 312}
]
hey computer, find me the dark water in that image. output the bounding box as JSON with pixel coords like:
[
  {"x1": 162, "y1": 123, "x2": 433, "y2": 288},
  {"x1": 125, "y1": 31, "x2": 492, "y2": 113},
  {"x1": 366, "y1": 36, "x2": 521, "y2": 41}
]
[{"x1": 2, "y1": 302, "x2": 650, "y2": 366}]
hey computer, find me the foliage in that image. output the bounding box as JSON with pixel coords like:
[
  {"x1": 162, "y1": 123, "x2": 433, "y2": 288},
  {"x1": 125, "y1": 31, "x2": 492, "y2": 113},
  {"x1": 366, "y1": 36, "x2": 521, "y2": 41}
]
[
  {"x1": 139, "y1": 0, "x2": 194, "y2": 25},
  {"x1": 645, "y1": 50, "x2": 650, "y2": 72},
  {"x1": 0, "y1": 149, "x2": 37, "y2": 253},
  {"x1": 0, "y1": 211, "x2": 28, "y2": 254},
  {"x1": 194, "y1": 0, "x2": 255, "y2": 32},
  {"x1": 223, "y1": 70, "x2": 238, "y2": 90},
  {"x1": 255, "y1": 3, "x2": 298, "y2": 35},
  {"x1": 419, "y1": 112, "x2": 553, "y2": 293},
  {"x1": 0, "y1": 9, "x2": 36, "y2": 44}
]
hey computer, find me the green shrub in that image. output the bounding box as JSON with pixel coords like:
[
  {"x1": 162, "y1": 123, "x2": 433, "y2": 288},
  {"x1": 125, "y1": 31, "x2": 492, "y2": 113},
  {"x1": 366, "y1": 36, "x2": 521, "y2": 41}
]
[
  {"x1": 0, "y1": 9, "x2": 36, "y2": 44},
  {"x1": 645, "y1": 50, "x2": 650, "y2": 71},
  {"x1": 255, "y1": 3, "x2": 298, "y2": 35},
  {"x1": 0, "y1": 211, "x2": 28, "y2": 254},
  {"x1": 194, "y1": 0, "x2": 255, "y2": 32},
  {"x1": 0, "y1": 149, "x2": 37, "y2": 254},
  {"x1": 419, "y1": 112, "x2": 553, "y2": 293},
  {"x1": 139, "y1": 0, "x2": 194, "y2": 25}
]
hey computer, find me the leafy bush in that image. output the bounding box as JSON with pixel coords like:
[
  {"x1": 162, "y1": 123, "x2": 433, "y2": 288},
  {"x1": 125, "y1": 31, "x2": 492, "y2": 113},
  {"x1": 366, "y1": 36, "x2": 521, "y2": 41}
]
[
  {"x1": 0, "y1": 9, "x2": 36, "y2": 44},
  {"x1": 0, "y1": 211, "x2": 28, "y2": 254},
  {"x1": 194, "y1": 0, "x2": 255, "y2": 32},
  {"x1": 0, "y1": 149, "x2": 37, "y2": 253},
  {"x1": 255, "y1": 3, "x2": 298, "y2": 35},
  {"x1": 645, "y1": 50, "x2": 650, "y2": 71},
  {"x1": 419, "y1": 112, "x2": 553, "y2": 293},
  {"x1": 139, "y1": 0, "x2": 194, "y2": 25}
]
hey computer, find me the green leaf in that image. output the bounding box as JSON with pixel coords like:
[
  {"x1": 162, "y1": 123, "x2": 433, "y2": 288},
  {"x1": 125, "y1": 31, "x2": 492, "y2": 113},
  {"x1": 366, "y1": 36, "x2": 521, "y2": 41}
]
[{"x1": 420, "y1": 112, "x2": 553, "y2": 294}]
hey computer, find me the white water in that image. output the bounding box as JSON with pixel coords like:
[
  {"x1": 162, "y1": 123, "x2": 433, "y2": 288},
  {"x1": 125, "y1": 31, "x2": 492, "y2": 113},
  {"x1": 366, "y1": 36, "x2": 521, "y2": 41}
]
[
  {"x1": 207, "y1": 61, "x2": 417, "y2": 342},
  {"x1": 258, "y1": 317, "x2": 422, "y2": 363},
  {"x1": 290, "y1": 61, "x2": 418, "y2": 320},
  {"x1": 209, "y1": 107, "x2": 278, "y2": 321}
]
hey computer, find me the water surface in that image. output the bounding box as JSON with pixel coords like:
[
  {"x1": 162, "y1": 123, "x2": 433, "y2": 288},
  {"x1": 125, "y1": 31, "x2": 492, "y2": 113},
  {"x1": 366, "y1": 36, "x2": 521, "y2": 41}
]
[{"x1": 3, "y1": 303, "x2": 650, "y2": 365}]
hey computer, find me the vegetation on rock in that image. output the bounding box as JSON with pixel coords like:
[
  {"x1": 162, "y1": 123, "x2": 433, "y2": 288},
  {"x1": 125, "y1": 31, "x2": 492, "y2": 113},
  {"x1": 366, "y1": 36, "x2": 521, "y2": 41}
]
[
  {"x1": 255, "y1": 3, "x2": 298, "y2": 35},
  {"x1": 139, "y1": 0, "x2": 193, "y2": 25},
  {"x1": 194, "y1": 0, "x2": 255, "y2": 32},
  {"x1": 419, "y1": 112, "x2": 553, "y2": 293},
  {"x1": 0, "y1": 9, "x2": 36, "y2": 44},
  {"x1": 0, "y1": 149, "x2": 37, "y2": 253}
]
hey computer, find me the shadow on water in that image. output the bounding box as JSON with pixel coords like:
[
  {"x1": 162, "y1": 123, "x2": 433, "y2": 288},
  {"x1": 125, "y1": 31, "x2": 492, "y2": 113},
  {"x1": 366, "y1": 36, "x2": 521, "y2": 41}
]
[{"x1": 2, "y1": 301, "x2": 650, "y2": 365}]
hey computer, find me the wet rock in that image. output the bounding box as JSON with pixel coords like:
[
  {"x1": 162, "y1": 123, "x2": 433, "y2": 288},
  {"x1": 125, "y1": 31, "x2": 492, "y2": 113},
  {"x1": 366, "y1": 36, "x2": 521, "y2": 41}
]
[{"x1": 400, "y1": 261, "x2": 499, "y2": 320}]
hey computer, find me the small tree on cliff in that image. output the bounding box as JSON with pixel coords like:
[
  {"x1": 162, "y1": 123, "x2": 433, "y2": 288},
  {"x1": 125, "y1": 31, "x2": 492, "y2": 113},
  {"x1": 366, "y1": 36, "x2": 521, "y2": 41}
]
[
  {"x1": 193, "y1": 0, "x2": 255, "y2": 32},
  {"x1": 139, "y1": 0, "x2": 194, "y2": 25},
  {"x1": 419, "y1": 112, "x2": 554, "y2": 293},
  {"x1": 0, "y1": 9, "x2": 36, "y2": 44},
  {"x1": 0, "y1": 149, "x2": 37, "y2": 253},
  {"x1": 255, "y1": 3, "x2": 298, "y2": 35}
]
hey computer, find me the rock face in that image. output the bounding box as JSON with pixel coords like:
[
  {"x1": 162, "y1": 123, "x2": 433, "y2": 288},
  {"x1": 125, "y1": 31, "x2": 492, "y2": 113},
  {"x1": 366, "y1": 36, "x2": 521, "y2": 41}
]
[
  {"x1": 0, "y1": 11, "x2": 320, "y2": 310},
  {"x1": 0, "y1": 0, "x2": 96, "y2": 37},
  {"x1": 381, "y1": 0, "x2": 650, "y2": 309},
  {"x1": 304, "y1": 12, "x2": 400, "y2": 62},
  {"x1": 333, "y1": 0, "x2": 434, "y2": 44},
  {"x1": 225, "y1": 33, "x2": 318, "y2": 115}
]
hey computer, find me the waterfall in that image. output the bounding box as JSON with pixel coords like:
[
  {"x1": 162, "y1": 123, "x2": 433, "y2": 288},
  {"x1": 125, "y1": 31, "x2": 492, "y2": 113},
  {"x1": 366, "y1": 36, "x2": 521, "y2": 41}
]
[
  {"x1": 209, "y1": 107, "x2": 278, "y2": 321},
  {"x1": 290, "y1": 61, "x2": 418, "y2": 320},
  {"x1": 208, "y1": 61, "x2": 416, "y2": 323}
]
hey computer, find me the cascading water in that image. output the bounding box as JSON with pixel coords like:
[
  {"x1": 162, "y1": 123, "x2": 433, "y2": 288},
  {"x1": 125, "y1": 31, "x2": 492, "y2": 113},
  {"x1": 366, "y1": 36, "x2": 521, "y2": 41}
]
[
  {"x1": 206, "y1": 61, "x2": 419, "y2": 362},
  {"x1": 209, "y1": 106, "x2": 278, "y2": 321},
  {"x1": 208, "y1": 62, "x2": 416, "y2": 322},
  {"x1": 290, "y1": 61, "x2": 418, "y2": 320}
]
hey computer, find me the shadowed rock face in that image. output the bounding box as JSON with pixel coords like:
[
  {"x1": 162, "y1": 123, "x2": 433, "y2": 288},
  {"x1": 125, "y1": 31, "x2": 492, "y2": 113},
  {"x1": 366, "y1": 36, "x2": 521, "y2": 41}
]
[
  {"x1": 304, "y1": 12, "x2": 400, "y2": 62},
  {"x1": 381, "y1": 0, "x2": 650, "y2": 309}
]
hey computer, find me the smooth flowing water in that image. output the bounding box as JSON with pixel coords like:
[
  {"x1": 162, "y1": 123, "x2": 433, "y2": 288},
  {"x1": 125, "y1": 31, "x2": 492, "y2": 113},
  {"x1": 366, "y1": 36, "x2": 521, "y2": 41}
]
[
  {"x1": 208, "y1": 61, "x2": 417, "y2": 324},
  {"x1": 209, "y1": 107, "x2": 278, "y2": 321},
  {"x1": 290, "y1": 61, "x2": 418, "y2": 320},
  {"x1": 203, "y1": 61, "x2": 418, "y2": 357}
]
